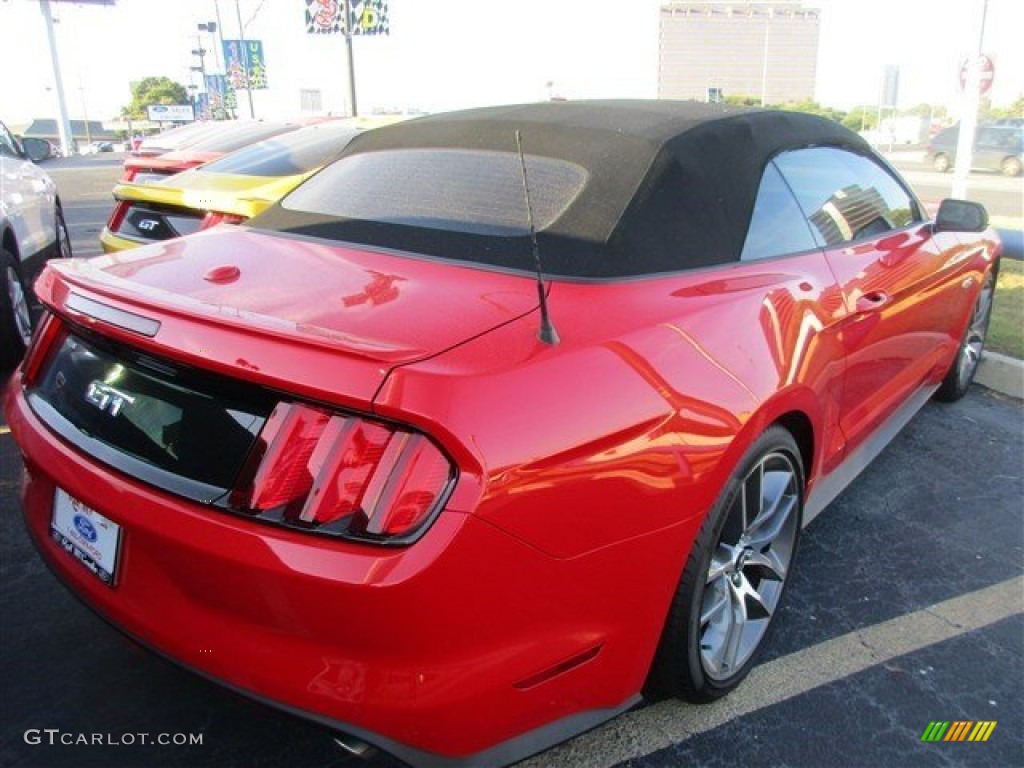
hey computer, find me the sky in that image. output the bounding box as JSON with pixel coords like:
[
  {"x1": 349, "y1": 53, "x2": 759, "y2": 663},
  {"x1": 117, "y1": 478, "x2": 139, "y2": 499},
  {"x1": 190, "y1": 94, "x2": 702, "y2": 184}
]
[{"x1": 1, "y1": 0, "x2": 1021, "y2": 127}]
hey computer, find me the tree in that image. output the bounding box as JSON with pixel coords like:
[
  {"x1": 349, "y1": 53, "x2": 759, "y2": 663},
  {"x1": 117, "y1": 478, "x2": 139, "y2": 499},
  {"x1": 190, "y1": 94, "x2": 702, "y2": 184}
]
[
  {"x1": 985, "y1": 94, "x2": 1024, "y2": 121},
  {"x1": 841, "y1": 106, "x2": 878, "y2": 132},
  {"x1": 122, "y1": 77, "x2": 190, "y2": 120}
]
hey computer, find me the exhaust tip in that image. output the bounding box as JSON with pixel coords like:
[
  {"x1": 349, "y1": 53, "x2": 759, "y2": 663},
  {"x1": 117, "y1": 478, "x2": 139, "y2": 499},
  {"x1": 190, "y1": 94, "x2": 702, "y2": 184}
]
[{"x1": 333, "y1": 733, "x2": 379, "y2": 760}]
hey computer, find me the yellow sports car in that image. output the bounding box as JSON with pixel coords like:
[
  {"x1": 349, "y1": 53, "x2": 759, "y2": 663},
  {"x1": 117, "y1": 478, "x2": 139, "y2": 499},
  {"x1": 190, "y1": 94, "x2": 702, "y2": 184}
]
[{"x1": 100, "y1": 119, "x2": 383, "y2": 253}]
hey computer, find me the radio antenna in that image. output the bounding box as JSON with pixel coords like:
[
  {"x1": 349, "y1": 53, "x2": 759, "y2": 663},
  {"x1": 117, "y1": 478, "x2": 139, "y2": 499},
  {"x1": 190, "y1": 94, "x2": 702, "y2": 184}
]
[{"x1": 514, "y1": 129, "x2": 559, "y2": 345}]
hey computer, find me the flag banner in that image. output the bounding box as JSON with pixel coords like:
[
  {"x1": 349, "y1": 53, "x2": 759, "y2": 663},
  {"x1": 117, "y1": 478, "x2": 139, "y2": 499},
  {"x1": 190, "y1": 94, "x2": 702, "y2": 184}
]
[
  {"x1": 305, "y1": 0, "x2": 389, "y2": 36},
  {"x1": 204, "y1": 74, "x2": 230, "y2": 119},
  {"x1": 223, "y1": 40, "x2": 269, "y2": 90}
]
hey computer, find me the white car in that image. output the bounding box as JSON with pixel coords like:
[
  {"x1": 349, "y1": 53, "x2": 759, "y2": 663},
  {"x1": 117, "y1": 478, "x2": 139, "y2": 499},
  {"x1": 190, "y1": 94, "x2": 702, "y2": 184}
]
[{"x1": 1, "y1": 120, "x2": 71, "y2": 369}]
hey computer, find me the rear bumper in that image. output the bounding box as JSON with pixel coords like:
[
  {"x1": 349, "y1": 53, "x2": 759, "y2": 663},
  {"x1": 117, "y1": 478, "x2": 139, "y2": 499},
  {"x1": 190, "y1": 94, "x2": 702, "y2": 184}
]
[{"x1": 4, "y1": 373, "x2": 649, "y2": 766}]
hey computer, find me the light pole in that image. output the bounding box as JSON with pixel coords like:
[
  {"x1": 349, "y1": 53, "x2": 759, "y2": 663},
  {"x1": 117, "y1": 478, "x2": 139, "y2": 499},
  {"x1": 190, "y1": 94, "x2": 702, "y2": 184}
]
[
  {"x1": 78, "y1": 83, "x2": 92, "y2": 148},
  {"x1": 191, "y1": 34, "x2": 209, "y2": 118},
  {"x1": 343, "y1": 0, "x2": 357, "y2": 116},
  {"x1": 39, "y1": 0, "x2": 74, "y2": 156}
]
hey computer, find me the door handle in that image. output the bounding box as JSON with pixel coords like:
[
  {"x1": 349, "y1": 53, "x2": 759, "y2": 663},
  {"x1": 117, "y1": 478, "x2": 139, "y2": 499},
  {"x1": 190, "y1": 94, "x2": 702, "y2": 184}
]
[{"x1": 854, "y1": 291, "x2": 891, "y2": 313}]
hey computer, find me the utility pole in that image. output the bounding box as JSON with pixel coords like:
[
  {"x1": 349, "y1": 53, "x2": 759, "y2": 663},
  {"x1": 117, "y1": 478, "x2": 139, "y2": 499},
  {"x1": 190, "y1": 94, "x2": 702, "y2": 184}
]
[
  {"x1": 952, "y1": 0, "x2": 989, "y2": 199},
  {"x1": 234, "y1": 0, "x2": 256, "y2": 119},
  {"x1": 759, "y1": 18, "x2": 770, "y2": 107},
  {"x1": 191, "y1": 34, "x2": 209, "y2": 118},
  {"x1": 39, "y1": 0, "x2": 74, "y2": 156},
  {"x1": 79, "y1": 84, "x2": 91, "y2": 147},
  {"x1": 343, "y1": 0, "x2": 357, "y2": 116}
]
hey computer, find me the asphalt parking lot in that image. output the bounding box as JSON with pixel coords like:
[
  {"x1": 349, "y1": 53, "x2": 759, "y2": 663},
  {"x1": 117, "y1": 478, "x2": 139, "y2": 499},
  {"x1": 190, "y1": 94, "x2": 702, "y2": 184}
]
[
  {"x1": 2, "y1": 386, "x2": 1020, "y2": 768},
  {"x1": 1, "y1": 156, "x2": 1021, "y2": 768}
]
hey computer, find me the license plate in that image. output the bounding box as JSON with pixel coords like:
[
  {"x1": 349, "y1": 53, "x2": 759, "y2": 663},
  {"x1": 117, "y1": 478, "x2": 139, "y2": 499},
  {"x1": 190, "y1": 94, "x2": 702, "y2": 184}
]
[{"x1": 51, "y1": 489, "x2": 122, "y2": 586}]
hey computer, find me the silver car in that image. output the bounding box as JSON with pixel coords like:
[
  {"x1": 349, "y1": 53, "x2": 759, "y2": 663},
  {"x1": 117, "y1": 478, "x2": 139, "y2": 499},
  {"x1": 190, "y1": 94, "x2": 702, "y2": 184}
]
[{"x1": 1, "y1": 120, "x2": 71, "y2": 369}]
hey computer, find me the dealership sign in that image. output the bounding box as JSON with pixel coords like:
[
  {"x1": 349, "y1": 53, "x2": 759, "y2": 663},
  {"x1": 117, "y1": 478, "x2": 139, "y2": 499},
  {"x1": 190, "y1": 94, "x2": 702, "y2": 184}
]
[{"x1": 147, "y1": 104, "x2": 195, "y2": 122}]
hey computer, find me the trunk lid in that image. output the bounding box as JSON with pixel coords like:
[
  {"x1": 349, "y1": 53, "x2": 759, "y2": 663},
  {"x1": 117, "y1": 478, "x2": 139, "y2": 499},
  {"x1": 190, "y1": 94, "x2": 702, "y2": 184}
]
[{"x1": 36, "y1": 227, "x2": 539, "y2": 405}]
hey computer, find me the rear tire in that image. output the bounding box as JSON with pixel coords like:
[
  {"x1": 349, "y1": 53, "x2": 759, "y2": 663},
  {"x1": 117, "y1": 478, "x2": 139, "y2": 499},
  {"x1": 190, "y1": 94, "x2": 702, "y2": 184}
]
[
  {"x1": 646, "y1": 426, "x2": 803, "y2": 702},
  {"x1": 935, "y1": 266, "x2": 997, "y2": 402},
  {"x1": 55, "y1": 205, "x2": 73, "y2": 259},
  {"x1": 933, "y1": 153, "x2": 952, "y2": 173},
  {"x1": 1, "y1": 249, "x2": 33, "y2": 370}
]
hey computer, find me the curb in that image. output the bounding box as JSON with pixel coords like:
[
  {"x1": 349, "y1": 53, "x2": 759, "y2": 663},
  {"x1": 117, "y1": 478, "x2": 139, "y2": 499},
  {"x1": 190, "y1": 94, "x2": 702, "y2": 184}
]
[{"x1": 976, "y1": 350, "x2": 1024, "y2": 400}]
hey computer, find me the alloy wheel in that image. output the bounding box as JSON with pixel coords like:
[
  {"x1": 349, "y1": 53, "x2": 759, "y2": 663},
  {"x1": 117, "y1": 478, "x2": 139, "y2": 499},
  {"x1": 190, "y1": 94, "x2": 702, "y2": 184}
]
[
  {"x1": 6, "y1": 266, "x2": 32, "y2": 347},
  {"x1": 699, "y1": 451, "x2": 799, "y2": 681},
  {"x1": 957, "y1": 272, "x2": 994, "y2": 389}
]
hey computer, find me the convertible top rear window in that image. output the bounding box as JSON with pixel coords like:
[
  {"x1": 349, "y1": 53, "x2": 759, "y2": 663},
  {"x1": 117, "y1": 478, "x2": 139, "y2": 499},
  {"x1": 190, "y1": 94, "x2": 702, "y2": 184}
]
[
  {"x1": 281, "y1": 149, "x2": 588, "y2": 237},
  {"x1": 252, "y1": 102, "x2": 874, "y2": 279}
]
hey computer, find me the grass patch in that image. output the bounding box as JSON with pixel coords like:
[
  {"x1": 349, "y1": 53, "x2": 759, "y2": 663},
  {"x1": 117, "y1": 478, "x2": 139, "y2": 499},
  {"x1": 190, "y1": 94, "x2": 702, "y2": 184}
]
[{"x1": 988, "y1": 258, "x2": 1023, "y2": 359}]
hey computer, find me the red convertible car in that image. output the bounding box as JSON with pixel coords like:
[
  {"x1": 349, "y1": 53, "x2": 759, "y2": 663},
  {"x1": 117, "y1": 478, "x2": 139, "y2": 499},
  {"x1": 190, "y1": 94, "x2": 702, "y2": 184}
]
[{"x1": 4, "y1": 102, "x2": 1000, "y2": 767}]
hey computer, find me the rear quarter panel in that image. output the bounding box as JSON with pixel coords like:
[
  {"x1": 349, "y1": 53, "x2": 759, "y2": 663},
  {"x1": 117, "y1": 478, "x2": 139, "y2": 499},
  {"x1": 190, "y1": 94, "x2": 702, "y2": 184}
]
[{"x1": 374, "y1": 252, "x2": 849, "y2": 561}]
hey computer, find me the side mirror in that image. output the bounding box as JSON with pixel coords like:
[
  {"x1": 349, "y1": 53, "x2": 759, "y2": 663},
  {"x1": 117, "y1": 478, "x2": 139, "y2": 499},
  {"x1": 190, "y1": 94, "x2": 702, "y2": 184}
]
[
  {"x1": 934, "y1": 199, "x2": 988, "y2": 233},
  {"x1": 20, "y1": 137, "x2": 53, "y2": 163}
]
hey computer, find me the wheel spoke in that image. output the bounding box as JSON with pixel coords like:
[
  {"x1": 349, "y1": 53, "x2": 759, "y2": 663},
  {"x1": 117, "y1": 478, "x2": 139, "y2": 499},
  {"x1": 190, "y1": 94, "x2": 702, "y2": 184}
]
[
  {"x1": 732, "y1": 572, "x2": 772, "y2": 621},
  {"x1": 720, "y1": 581, "x2": 748, "y2": 671},
  {"x1": 744, "y1": 548, "x2": 787, "y2": 581},
  {"x1": 745, "y1": 493, "x2": 796, "y2": 551},
  {"x1": 741, "y1": 462, "x2": 764, "y2": 531},
  {"x1": 701, "y1": 587, "x2": 735, "y2": 674},
  {"x1": 700, "y1": 583, "x2": 729, "y2": 626},
  {"x1": 706, "y1": 543, "x2": 734, "y2": 585}
]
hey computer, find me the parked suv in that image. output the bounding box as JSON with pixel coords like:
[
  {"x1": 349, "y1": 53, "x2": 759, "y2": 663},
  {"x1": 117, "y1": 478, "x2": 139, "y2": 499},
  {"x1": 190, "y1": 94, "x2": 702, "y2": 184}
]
[
  {"x1": 926, "y1": 123, "x2": 1024, "y2": 176},
  {"x1": 1, "y1": 120, "x2": 71, "y2": 368}
]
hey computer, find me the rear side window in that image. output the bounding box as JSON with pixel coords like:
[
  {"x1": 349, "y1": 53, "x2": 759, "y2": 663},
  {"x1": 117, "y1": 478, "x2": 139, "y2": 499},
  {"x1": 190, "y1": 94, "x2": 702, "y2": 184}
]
[
  {"x1": 774, "y1": 147, "x2": 919, "y2": 247},
  {"x1": 740, "y1": 162, "x2": 819, "y2": 261},
  {"x1": 281, "y1": 148, "x2": 588, "y2": 237}
]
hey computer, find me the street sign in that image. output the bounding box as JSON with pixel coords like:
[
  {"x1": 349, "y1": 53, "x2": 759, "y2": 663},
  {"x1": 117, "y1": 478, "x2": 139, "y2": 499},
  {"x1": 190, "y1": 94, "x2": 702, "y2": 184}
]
[
  {"x1": 147, "y1": 104, "x2": 195, "y2": 122},
  {"x1": 959, "y1": 54, "x2": 995, "y2": 95}
]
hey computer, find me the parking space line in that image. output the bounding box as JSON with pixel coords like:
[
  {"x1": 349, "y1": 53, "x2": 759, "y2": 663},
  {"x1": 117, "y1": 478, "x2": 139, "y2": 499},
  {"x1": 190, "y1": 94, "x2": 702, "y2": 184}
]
[{"x1": 525, "y1": 575, "x2": 1024, "y2": 768}]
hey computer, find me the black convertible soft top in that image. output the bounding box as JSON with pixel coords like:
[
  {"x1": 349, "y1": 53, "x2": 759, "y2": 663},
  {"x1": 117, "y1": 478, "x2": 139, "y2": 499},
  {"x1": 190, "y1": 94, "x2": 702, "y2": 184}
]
[{"x1": 254, "y1": 100, "x2": 870, "y2": 279}]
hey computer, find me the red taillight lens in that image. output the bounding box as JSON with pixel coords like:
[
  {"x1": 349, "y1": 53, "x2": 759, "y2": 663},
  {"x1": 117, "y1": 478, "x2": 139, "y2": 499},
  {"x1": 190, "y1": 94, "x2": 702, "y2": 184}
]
[
  {"x1": 200, "y1": 211, "x2": 246, "y2": 230},
  {"x1": 234, "y1": 402, "x2": 454, "y2": 543},
  {"x1": 248, "y1": 403, "x2": 331, "y2": 513},
  {"x1": 21, "y1": 313, "x2": 65, "y2": 385},
  {"x1": 107, "y1": 200, "x2": 130, "y2": 233},
  {"x1": 357, "y1": 434, "x2": 452, "y2": 536}
]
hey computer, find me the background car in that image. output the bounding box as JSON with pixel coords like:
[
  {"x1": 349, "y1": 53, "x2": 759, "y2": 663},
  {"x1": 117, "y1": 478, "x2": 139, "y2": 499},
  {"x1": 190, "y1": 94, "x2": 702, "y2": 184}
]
[
  {"x1": 926, "y1": 122, "x2": 1024, "y2": 176},
  {"x1": 0, "y1": 120, "x2": 71, "y2": 369},
  {"x1": 4, "y1": 102, "x2": 1001, "y2": 767},
  {"x1": 79, "y1": 141, "x2": 114, "y2": 155},
  {"x1": 121, "y1": 121, "x2": 303, "y2": 184},
  {"x1": 130, "y1": 121, "x2": 231, "y2": 158},
  {"x1": 100, "y1": 119, "x2": 375, "y2": 253}
]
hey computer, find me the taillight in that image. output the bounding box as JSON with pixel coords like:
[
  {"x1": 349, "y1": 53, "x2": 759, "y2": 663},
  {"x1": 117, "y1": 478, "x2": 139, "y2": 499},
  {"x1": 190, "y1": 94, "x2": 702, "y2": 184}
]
[
  {"x1": 21, "y1": 313, "x2": 65, "y2": 385},
  {"x1": 232, "y1": 402, "x2": 454, "y2": 544},
  {"x1": 107, "y1": 200, "x2": 130, "y2": 233},
  {"x1": 200, "y1": 211, "x2": 246, "y2": 230}
]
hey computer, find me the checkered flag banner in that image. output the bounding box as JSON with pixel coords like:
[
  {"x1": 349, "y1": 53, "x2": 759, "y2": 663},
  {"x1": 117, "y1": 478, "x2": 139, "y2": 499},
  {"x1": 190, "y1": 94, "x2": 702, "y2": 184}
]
[{"x1": 306, "y1": 0, "x2": 390, "y2": 35}]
